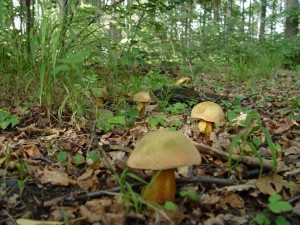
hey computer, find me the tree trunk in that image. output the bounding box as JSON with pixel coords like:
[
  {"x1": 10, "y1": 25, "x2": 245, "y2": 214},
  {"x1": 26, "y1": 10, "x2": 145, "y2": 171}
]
[
  {"x1": 285, "y1": 0, "x2": 299, "y2": 37},
  {"x1": 259, "y1": 0, "x2": 267, "y2": 40},
  {"x1": 226, "y1": 0, "x2": 233, "y2": 32},
  {"x1": 213, "y1": 0, "x2": 219, "y2": 24}
]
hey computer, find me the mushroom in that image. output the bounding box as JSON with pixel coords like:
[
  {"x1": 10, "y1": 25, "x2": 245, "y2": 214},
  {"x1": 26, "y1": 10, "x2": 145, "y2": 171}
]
[
  {"x1": 175, "y1": 77, "x2": 191, "y2": 86},
  {"x1": 133, "y1": 91, "x2": 152, "y2": 116},
  {"x1": 127, "y1": 130, "x2": 201, "y2": 203},
  {"x1": 96, "y1": 87, "x2": 108, "y2": 108},
  {"x1": 191, "y1": 101, "x2": 225, "y2": 138}
]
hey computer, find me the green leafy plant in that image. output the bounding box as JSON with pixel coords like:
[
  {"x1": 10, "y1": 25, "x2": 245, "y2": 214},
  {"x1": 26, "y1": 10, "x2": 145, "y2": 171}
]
[
  {"x1": 268, "y1": 194, "x2": 293, "y2": 214},
  {"x1": 97, "y1": 114, "x2": 127, "y2": 132},
  {"x1": 147, "y1": 114, "x2": 168, "y2": 128},
  {"x1": 250, "y1": 194, "x2": 293, "y2": 225},
  {"x1": 166, "y1": 102, "x2": 188, "y2": 115},
  {"x1": 228, "y1": 112, "x2": 281, "y2": 175},
  {"x1": 0, "y1": 109, "x2": 19, "y2": 130}
]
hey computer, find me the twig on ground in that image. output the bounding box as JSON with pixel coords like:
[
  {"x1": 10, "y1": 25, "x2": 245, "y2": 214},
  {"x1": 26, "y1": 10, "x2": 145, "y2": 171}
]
[
  {"x1": 89, "y1": 121, "x2": 117, "y2": 175},
  {"x1": 177, "y1": 176, "x2": 238, "y2": 186},
  {"x1": 193, "y1": 141, "x2": 287, "y2": 171}
]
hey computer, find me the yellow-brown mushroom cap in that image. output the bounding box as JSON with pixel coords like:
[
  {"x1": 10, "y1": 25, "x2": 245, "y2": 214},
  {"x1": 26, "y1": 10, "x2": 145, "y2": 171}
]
[
  {"x1": 99, "y1": 87, "x2": 108, "y2": 98},
  {"x1": 191, "y1": 101, "x2": 225, "y2": 123},
  {"x1": 133, "y1": 92, "x2": 152, "y2": 103},
  {"x1": 127, "y1": 130, "x2": 201, "y2": 170},
  {"x1": 175, "y1": 77, "x2": 191, "y2": 85}
]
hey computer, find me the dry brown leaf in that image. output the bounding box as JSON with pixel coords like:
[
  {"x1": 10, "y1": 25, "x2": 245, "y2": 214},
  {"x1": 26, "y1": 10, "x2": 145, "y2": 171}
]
[
  {"x1": 76, "y1": 170, "x2": 100, "y2": 192},
  {"x1": 39, "y1": 169, "x2": 71, "y2": 186},
  {"x1": 77, "y1": 166, "x2": 94, "y2": 180},
  {"x1": 79, "y1": 199, "x2": 125, "y2": 224},
  {"x1": 23, "y1": 145, "x2": 42, "y2": 158},
  {"x1": 221, "y1": 192, "x2": 244, "y2": 209},
  {"x1": 256, "y1": 173, "x2": 283, "y2": 195}
]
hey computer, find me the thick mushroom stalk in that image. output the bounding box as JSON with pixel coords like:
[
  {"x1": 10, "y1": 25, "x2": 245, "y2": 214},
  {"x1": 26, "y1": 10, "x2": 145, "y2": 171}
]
[
  {"x1": 136, "y1": 102, "x2": 146, "y2": 116},
  {"x1": 142, "y1": 169, "x2": 176, "y2": 203}
]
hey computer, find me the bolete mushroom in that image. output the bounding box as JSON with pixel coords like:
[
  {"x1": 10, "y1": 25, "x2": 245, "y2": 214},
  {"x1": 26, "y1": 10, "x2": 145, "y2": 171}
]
[
  {"x1": 191, "y1": 101, "x2": 225, "y2": 138},
  {"x1": 175, "y1": 77, "x2": 191, "y2": 86},
  {"x1": 133, "y1": 91, "x2": 152, "y2": 116},
  {"x1": 96, "y1": 87, "x2": 108, "y2": 108},
  {"x1": 127, "y1": 130, "x2": 201, "y2": 203}
]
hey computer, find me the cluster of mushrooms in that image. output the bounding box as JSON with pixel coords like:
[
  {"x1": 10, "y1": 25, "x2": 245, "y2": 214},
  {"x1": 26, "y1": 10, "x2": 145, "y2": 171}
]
[{"x1": 125, "y1": 78, "x2": 226, "y2": 204}]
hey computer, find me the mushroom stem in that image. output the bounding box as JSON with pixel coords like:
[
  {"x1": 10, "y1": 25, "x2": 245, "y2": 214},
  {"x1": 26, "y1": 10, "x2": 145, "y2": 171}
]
[
  {"x1": 142, "y1": 169, "x2": 176, "y2": 203},
  {"x1": 136, "y1": 102, "x2": 146, "y2": 116},
  {"x1": 198, "y1": 120, "x2": 214, "y2": 138},
  {"x1": 97, "y1": 97, "x2": 104, "y2": 108}
]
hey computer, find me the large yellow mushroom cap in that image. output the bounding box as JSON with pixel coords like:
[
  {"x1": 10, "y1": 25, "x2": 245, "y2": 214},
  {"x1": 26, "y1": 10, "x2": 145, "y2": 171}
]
[
  {"x1": 127, "y1": 130, "x2": 201, "y2": 170},
  {"x1": 133, "y1": 91, "x2": 152, "y2": 103},
  {"x1": 191, "y1": 101, "x2": 225, "y2": 123}
]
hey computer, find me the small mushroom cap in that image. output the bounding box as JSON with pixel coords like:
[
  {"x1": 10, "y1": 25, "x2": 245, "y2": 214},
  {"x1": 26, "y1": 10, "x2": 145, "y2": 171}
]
[
  {"x1": 133, "y1": 92, "x2": 152, "y2": 103},
  {"x1": 127, "y1": 130, "x2": 201, "y2": 170},
  {"x1": 191, "y1": 101, "x2": 225, "y2": 123},
  {"x1": 175, "y1": 77, "x2": 191, "y2": 85},
  {"x1": 99, "y1": 87, "x2": 108, "y2": 98}
]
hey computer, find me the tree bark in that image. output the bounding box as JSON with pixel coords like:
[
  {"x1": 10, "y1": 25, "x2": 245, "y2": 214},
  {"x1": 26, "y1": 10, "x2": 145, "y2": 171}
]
[
  {"x1": 259, "y1": 0, "x2": 267, "y2": 40},
  {"x1": 285, "y1": 0, "x2": 299, "y2": 37}
]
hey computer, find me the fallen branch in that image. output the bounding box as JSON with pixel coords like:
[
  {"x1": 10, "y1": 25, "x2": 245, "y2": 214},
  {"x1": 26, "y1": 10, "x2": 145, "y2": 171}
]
[{"x1": 193, "y1": 141, "x2": 287, "y2": 171}]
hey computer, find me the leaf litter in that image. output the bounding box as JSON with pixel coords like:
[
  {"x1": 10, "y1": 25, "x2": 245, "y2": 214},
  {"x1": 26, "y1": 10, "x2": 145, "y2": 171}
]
[{"x1": 0, "y1": 70, "x2": 300, "y2": 224}]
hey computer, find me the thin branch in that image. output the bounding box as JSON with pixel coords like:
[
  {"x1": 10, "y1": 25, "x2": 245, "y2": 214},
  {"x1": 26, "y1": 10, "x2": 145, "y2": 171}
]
[{"x1": 193, "y1": 141, "x2": 287, "y2": 171}]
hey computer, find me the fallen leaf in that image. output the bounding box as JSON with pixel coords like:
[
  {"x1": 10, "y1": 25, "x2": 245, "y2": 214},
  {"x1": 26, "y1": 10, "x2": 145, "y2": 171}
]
[
  {"x1": 256, "y1": 173, "x2": 283, "y2": 195},
  {"x1": 39, "y1": 169, "x2": 71, "y2": 186},
  {"x1": 23, "y1": 145, "x2": 42, "y2": 158},
  {"x1": 221, "y1": 192, "x2": 244, "y2": 209}
]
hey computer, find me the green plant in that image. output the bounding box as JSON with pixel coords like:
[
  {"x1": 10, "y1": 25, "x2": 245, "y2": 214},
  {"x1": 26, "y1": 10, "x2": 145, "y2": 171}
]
[
  {"x1": 268, "y1": 194, "x2": 293, "y2": 214},
  {"x1": 249, "y1": 194, "x2": 293, "y2": 225},
  {"x1": 166, "y1": 102, "x2": 188, "y2": 115},
  {"x1": 147, "y1": 114, "x2": 168, "y2": 128},
  {"x1": 0, "y1": 109, "x2": 19, "y2": 130},
  {"x1": 97, "y1": 114, "x2": 127, "y2": 132},
  {"x1": 228, "y1": 112, "x2": 281, "y2": 175},
  {"x1": 118, "y1": 169, "x2": 146, "y2": 213}
]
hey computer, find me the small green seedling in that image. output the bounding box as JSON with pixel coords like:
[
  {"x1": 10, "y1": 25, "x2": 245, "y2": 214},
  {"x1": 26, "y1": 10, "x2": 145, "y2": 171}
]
[
  {"x1": 268, "y1": 194, "x2": 293, "y2": 214},
  {"x1": 57, "y1": 151, "x2": 68, "y2": 162},
  {"x1": 0, "y1": 109, "x2": 19, "y2": 130},
  {"x1": 179, "y1": 190, "x2": 200, "y2": 201},
  {"x1": 250, "y1": 194, "x2": 293, "y2": 225}
]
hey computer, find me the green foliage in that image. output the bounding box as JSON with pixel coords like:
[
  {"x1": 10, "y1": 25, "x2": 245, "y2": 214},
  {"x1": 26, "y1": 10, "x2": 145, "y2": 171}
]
[
  {"x1": 0, "y1": 109, "x2": 19, "y2": 130},
  {"x1": 163, "y1": 201, "x2": 177, "y2": 211},
  {"x1": 179, "y1": 190, "x2": 200, "y2": 201},
  {"x1": 87, "y1": 151, "x2": 101, "y2": 163},
  {"x1": 268, "y1": 194, "x2": 293, "y2": 214},
  {"x1": 166, "y1": 102, "x2": 188, "y2": 115},
  {"x1": 72, "y1": 154, "x2": 85, "y2": 165},
  {"x1": 57, "y1": 151, "x2": 67, "y2": 162},
  {"x1": 147, "y1": 114, "x2": 168, "y2": 128},
  {"x1": 97, "y1": 114, "x2": 127, "y2": 132},
  {"x1": 228, "y1": 112, "x2": 280, "y2": 175},
  {"x1": 250, "y1": 194, "x2": 292, "y2": 225}
]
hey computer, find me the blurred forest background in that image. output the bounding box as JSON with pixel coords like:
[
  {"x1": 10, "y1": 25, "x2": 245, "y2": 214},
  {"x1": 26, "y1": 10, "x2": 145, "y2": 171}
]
[{"x1": 0, "y1": 0, "x2": 299, "y2": 116}]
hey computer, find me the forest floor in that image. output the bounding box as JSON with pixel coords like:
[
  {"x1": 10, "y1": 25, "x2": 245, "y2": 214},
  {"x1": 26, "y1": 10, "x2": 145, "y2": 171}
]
[{"x1": 0, "y1": 70, "x2": 300, "y2": 225}]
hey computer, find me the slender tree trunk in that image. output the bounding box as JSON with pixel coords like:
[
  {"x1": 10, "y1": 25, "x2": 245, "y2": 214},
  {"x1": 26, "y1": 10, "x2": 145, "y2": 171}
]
[
  {"x1": 285, "y1": 0, "x2": 299, "y2": 37},
  {"x1": 270, "y1": 0, "x2": 277, "y2": 34},
  {"x1": 213, "y1": 0, "x2": 219, "y2": 24},
  {"x1": 259, "y1": 0, "x2": 267, "y2": 40},
  {"x1": 226, "y1": 0, "x2": 233, "y2": 32},
  {"x1": 241, "y1": 0, "x2": 245, "y2": 33}
]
